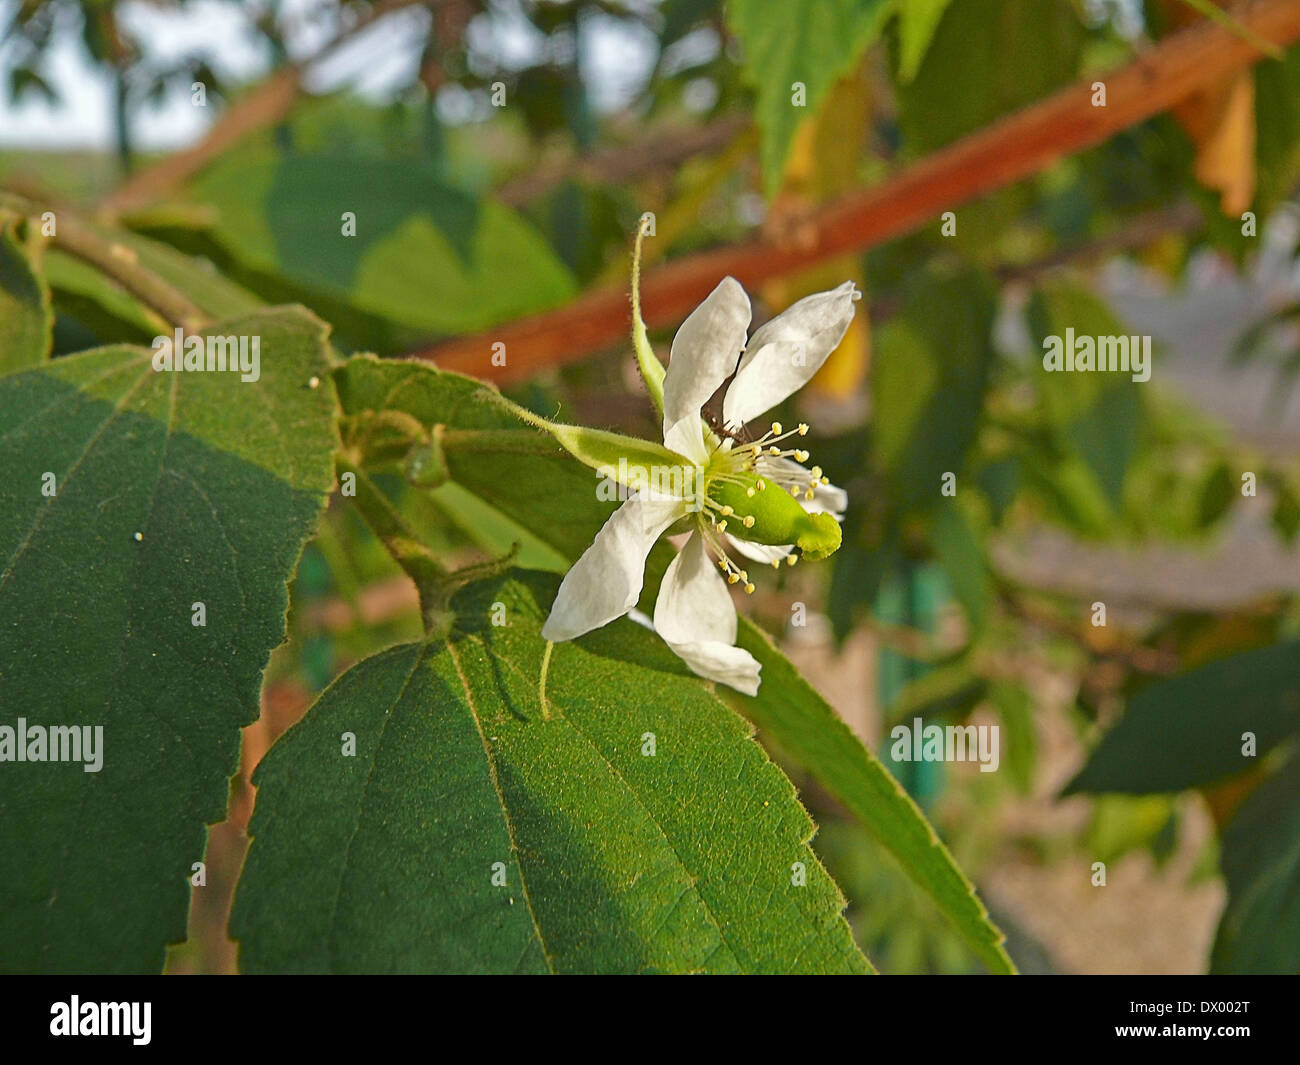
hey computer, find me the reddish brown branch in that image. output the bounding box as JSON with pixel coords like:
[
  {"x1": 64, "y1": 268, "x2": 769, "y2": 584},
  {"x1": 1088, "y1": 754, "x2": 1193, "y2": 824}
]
[{"x1": 415, "y1": 0, "x2": 1300, "y2": 383}]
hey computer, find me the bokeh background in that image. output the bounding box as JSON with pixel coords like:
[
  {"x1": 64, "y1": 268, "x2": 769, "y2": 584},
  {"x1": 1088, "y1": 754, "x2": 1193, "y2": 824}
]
[{"x1": 5, "y1": 0, "x2": 1299, "y2": 973}]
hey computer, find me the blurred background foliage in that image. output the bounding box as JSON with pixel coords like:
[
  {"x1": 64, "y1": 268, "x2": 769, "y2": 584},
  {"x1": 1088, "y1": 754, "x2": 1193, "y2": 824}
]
[{"x1": 5, "y1": 0, "x2": 1300, "y2": 973}]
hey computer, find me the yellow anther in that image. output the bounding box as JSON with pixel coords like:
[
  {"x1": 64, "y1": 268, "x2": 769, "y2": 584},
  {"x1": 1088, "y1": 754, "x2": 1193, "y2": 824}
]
[
  {"x1": 789, "y1": 487, "x2": 800, "y2": 497},
  {"x1": 771, "y1": 560, "x2": 781, "y2": 570},
  {"x1": 820, "y1": 476, "x2": 830, "y2": 485},
  {"x1": 811, "y1": 466, "x2": 823, "y2": 479},
  {"x1": 746, "y1": 487, "x2": 756, "y2": 498},
  {"x1": 744, "y1": 582, "x2": 755, "y2": 594},
  {"x1": 768, "y1": 446, "x2": 780, "y2": 456},
  {"x1": 785, "y1": 554, "x2": 797, "y2": 566},
  {"x1": 805, "y1": 488, "x2": 815, "y2": 501},
  {"x1": 716, "y1": 520, "x2": 728, "y2": 532},
  {"x1": 720, "y1": 505, "x2": 734, "y2": 516},
  {"x1": 718, "y1": 559, "x2": 729, "y2": 570},
  {"x1": 771, "y1": 422, "x2": 783, "y2": 435},
  {"x1": 794, "y1": 449, "x2": 809, "y2": 463},
  {"x1": 727, "y1": 573, "x2": 740, "y2": 585},
  {"x1": 743, "y1": 515, "x2": 755, "y2": 528},
  {"x1": 756, "y1": 479, "x2": 766, "y2": 490},
  {"x1": 797, "y1": 423, "x2": 809, "y2": 436}
]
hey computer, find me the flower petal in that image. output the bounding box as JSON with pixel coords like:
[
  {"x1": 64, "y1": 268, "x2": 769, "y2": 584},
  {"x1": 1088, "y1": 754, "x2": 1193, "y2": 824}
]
[
  {"x1": 653, "y1": 531, "x2": 761, "y2": 695},
  {"x1": 542, "y1": 493, "x2": 685, "y2": 642},
  {"x1": 665, "y1": 639, "x2": 762, "y2": 697},
  {"x1": 725, "y1": 535, "x2": 793, "y2": 564},
  {"x1": 721, "y1": 281, "x2": 859, "y2": 430},
  {"x1": 663, "y1": 277, "x2": 751, "y2": 463}
]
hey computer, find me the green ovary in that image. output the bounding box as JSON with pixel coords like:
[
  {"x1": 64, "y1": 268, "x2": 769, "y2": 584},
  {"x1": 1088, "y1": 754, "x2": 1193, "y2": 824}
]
[{"x1": 708, "y1": 474, "x2": 841, "y2": 560}]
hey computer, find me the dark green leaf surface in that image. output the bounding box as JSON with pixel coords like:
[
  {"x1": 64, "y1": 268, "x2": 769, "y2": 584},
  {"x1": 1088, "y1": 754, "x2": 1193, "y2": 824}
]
[
  {"x1": 1065, "y1": 641, "x2": 1300, "y2": 795},
  {"x1": 1211, "y1": 753, "x2": 1300, "y2": 974},
  {"x1": 0, "y1": 308, "x2": 338, "y2": 972},
  {"x1": 234, "y1": 572, "x2": 869, "y2": 974},
  {"x1": 0, "y1": 220, "x2": 52, "y2": 372}
]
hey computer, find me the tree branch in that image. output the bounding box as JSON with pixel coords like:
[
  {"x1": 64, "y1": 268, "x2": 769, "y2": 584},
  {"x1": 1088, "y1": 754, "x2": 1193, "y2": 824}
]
[{"x1": 414, "y1": 0, "x2": 1300, "y2": 383}]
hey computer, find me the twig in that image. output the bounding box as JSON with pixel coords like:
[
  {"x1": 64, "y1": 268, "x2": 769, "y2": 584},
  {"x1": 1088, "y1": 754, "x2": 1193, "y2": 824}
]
[
  {"x1": 412, "y1": 0, "x2": 1300, "y2": 383},
  {"x1": 2, "y1": 191, "x2": 209, "y2": 330}
]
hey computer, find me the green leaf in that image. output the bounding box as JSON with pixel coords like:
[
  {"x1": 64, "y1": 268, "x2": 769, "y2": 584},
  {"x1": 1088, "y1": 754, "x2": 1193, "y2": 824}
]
[
  {"x1": 896, "y1": 0, "x2": 955, "y2": 83},
  {"x1": 1064, "y1": 641, "x2": 1300, "y2": 795},
  {"x1": 990, "y1": 682, "x2": 1035, "y2": 794},
  {"x1": 1025, "y1": 280, "x2": 1145, "y2": 514},
  {"x1": 0, "y1": 307, "x2": 338, "y2": 972},
  {"x1": 727, "y1": 0, "x2": 892, "y2": 195},
  {"x1": 929, "y1": 500, "x2": 990, "y2": 630},
  {"x1": 872, "y1": 270, "x2": 997, "y2": 514},
  {"x1": 0, "y1": 218, "x2": 52, "y2": 372},
  {"x1": 898, "y1": 0, "x2": 1084, "y2": 153},
  {"x1": 1210, "y1": 753, "x2": 1300, "y2": 973},
  {"x1": 232, "y1": 571, "x2": 869, "y2": 974},
  {"x1": 188, "y1": 149, "x2": 576, "y2": 336},
  {"x1": 725, "y1": 620, "x2": 1015, "y2": 974}
]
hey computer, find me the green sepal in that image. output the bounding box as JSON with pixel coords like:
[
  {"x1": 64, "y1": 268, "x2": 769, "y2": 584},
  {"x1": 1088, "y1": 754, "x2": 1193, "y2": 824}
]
[{"x1": 532, "y1": 419, "x2": 695, "y2": 494}]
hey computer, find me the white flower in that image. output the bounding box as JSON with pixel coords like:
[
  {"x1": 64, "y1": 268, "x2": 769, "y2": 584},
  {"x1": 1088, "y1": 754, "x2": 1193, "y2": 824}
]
[{"x1": 541, "y1": 278, "x2": 860, "y2": 695}]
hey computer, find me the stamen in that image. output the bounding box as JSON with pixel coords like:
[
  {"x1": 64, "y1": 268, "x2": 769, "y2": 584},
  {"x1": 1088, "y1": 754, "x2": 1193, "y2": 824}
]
[
  {"x1": 771, "y1": 422, "x2": 782, "y2": 435},
  {"x1": 743, "y1": 515, "x2": 755, "y2": 528},
  {"x1": 744, "y1": 582, "x2": 755, "y2": 594},
  {"x1": 785, "y1": 554, "x2": 797, "y2": 566},
  {"x1": 797, "y1": 423, "x2": 809, "y2": 436}
]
